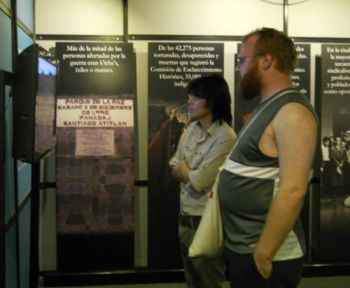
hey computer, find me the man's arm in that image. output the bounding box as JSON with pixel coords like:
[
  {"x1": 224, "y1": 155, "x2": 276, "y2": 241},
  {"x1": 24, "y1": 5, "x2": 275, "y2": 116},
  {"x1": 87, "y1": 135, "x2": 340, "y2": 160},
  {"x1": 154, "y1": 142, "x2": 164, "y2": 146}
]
[{"x1": 254, "y1": 103, "x2": 317, "y2": 279}]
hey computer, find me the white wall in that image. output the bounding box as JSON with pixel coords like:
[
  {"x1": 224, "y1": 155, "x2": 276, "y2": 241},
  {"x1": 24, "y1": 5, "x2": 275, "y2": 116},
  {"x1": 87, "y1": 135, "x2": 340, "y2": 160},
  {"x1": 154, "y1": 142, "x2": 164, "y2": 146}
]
[
  {"x1": 36, "y1": 0, "x2": 350, "y2": 38},
  {"x1": 128, "y1": 0, "x2": 283, "y2": 35},
  {"x1": 289, "y1": 0, "x2": 350, "y2": 38},
  {"x1": 36, "y1": 0, "x2": 123, "y2": 35}
]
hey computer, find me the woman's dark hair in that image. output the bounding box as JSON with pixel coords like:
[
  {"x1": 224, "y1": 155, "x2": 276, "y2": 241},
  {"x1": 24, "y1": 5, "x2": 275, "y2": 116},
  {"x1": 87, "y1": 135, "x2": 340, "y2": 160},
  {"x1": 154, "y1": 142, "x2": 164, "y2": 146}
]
[{"x1": 187, "y1": 74, "x2": 232, "y2": 126}]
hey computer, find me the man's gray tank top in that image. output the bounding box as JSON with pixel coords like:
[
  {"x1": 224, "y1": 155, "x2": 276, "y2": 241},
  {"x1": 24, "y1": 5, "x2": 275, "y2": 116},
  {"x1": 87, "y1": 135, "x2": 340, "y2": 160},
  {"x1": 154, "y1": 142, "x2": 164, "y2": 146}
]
[{"x1": 218, "y1": 88, "x2": 317, "y2": 260}]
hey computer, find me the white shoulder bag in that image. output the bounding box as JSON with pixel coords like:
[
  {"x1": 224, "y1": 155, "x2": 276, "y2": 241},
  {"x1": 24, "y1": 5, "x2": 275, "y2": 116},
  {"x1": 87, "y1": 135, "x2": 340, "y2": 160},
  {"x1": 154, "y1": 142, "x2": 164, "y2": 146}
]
[{"x1": 188, "y1": 185, "x2": 223, "y2": 258}]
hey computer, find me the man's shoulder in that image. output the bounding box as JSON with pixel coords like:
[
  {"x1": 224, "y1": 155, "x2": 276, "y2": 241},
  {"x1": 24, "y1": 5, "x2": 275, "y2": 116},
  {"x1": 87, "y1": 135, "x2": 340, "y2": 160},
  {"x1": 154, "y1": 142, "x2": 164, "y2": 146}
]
[
  {"x1": 277, "y1": 101, "x2": 316, "y2": 121},
  {"x1": 271, "y1": 88, "x2": 317, "y2": 126},
  {"x1": 278, "y1": 89, "x2": 316, "y2": 114}
]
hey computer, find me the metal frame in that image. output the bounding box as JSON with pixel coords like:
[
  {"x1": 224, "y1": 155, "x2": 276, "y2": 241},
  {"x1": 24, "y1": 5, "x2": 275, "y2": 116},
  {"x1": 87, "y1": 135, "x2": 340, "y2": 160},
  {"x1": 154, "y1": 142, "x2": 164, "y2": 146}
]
[
  {"x1": 30, "y1": 162, "x2": 40, "y2": 288},
  {"x1": 0, "y1": 70, "x2": 14, "y2": 288},
  {"x1": 0, "y1": 70, "x2": 40, "y2": 288},
  {"x1": 35, "y1": 34, "x2": 350, "y2": 44},
  {"x1": 0, "y1": 70, "x2": 6, "y2": 288}
]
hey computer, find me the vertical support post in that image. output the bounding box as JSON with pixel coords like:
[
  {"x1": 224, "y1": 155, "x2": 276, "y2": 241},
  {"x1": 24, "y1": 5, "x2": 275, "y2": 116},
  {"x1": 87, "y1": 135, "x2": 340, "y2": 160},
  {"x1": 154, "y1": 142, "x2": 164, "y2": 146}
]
[
  {"x1": 0, "y1": 71, "x2": 6, "y2": 288},
  {"x1": 0, "y1": 70, "x2": 14, "y2": 288},
  {"x1": 10, "y1": 0, "x2": 18, "y2": 62},
  {"x1": 123, "y1": 0, "x2": 128, "y2": 42},
  {"x1": 283, "y1": 0, "x2": 289, "y2": 35},
  {"x1": 30, "y1": 161, "x2": 40, "y2": 288}
]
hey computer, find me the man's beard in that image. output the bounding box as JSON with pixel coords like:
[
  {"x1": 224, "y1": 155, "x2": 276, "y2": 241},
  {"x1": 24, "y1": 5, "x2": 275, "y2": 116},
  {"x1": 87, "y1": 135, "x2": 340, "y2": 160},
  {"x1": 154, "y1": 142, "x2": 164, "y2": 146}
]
[{"x1": 239, "y1": 64, "x2": 261, "y2": 101}]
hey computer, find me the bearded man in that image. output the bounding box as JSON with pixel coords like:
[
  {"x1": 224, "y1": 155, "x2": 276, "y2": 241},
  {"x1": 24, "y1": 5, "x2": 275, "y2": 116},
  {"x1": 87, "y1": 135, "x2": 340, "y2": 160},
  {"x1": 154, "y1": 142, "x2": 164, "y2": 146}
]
[{"x1": 217, "y1": 28, "x2": 318, "y2": 288}]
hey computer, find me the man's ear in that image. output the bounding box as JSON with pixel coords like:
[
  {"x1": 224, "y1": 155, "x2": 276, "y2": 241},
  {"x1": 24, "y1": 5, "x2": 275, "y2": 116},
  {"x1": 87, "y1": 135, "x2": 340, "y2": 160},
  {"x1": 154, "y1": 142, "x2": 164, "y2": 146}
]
[{"x1": 261, "y1": 54, "x2": 273, "y2": 71}]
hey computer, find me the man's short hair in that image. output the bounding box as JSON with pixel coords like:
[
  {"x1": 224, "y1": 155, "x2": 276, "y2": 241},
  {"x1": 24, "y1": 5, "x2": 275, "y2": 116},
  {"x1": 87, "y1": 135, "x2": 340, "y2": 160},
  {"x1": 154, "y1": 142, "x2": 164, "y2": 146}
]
[{"x1": 243, "y1": 27, "x2": 297, "y2": 74}]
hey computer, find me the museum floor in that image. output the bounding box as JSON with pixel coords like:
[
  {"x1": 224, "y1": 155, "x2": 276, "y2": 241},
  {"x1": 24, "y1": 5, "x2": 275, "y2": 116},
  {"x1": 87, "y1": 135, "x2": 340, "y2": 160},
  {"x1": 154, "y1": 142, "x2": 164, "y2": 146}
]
[{"x1": 39, "y1": 276, "x2": 350, "y2": 288}]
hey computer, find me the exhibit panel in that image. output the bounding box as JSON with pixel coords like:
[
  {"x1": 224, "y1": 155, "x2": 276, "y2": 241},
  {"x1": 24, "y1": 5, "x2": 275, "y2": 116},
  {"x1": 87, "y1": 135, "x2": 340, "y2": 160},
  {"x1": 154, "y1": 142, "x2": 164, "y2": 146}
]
[
  {"x1": 55, "y1": 42, "x2": 136, "y2": 270},
  {"x1": 317, "y1": 43, "x2": 350, "y2": 261},
  {"x1": 147, "y1": 42, "x2": 224, "y2": 268},
  {"x1": 292, "y1": 44, "x2": 311, "y2": 99}
]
